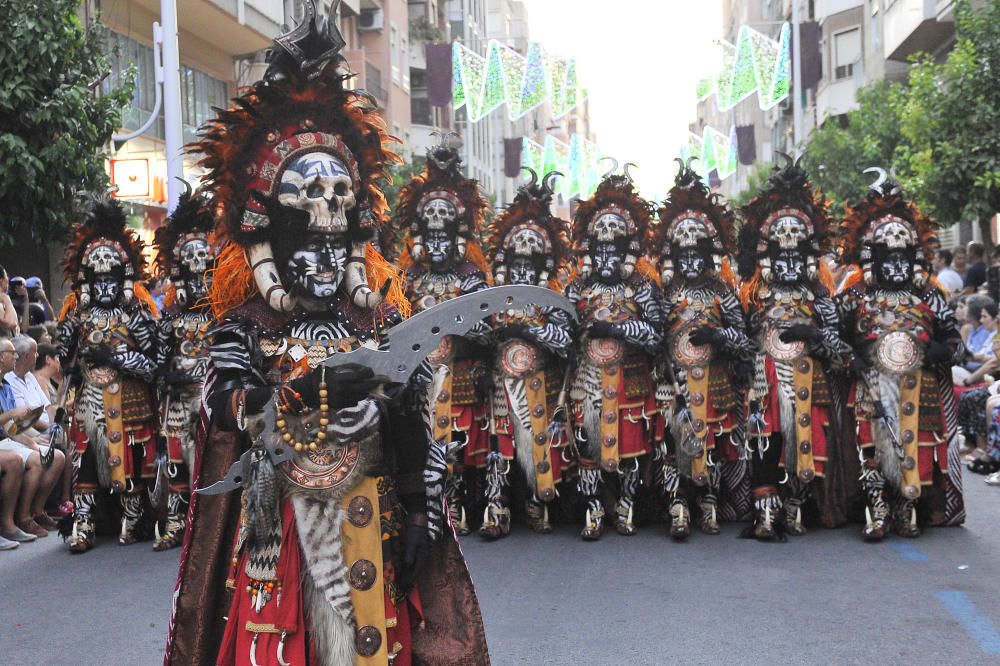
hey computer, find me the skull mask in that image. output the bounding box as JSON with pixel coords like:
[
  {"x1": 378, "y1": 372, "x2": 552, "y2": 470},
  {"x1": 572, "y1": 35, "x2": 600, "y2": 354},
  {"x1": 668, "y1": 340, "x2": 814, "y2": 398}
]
[
  {"x1": 85, "y1": 243, "x2": 124, "y2": 275},
  {"x1": 509, "y1": 226, "x2": 546, "y2": 258},
  {"x1": 672, "y1": 217, "x2": 709, "y2": 249},
  {"x1": 873, "y1": 218, "x2": 915, "y2": 250},
  {"x1": 592, "y1": 212, "x2": 628, "y2": 242},
  {"x1": 278, "y1": 151, "x2": 356, "y2": 234},
  {"x1": 179, "y1": 238, "x2": 210, "y2": 274},
  {"x1": 769, "y1": 215, "x2": 809, "y2": 250},
  {"x1": 421, "y1": 198, "x2": 458, "y2": 232}
]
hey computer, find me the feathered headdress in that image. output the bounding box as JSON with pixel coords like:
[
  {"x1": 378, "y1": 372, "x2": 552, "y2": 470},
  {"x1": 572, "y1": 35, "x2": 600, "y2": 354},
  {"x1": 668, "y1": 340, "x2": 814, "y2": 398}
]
[
  {"x1": 654, "y1": 158, "x2": 736, "y2": 285},
  {"x1": 572, "y1": 160, "x2": 653, "y2": 281},
  {"x1": 738, "y1": 153, "x2": 832, "y2": 288},
  {"x1": 839, "y1": 167, "x2": 938, "y2": 287},
  {"x1": 192, "y1": 0, "x2": 406, "y2": 319},
  {"x1": 62, "y1": 194, "x2": 148, "y2": 310},
  {"x1": 153, "y1": 180, "x2": 216, "y2": 307},
  {"x1": 391, "y1": 131, "x2": 488, "y2": 272},
  {"x1": 485, "y1": 169, "x2": 571, "y2": 289}
]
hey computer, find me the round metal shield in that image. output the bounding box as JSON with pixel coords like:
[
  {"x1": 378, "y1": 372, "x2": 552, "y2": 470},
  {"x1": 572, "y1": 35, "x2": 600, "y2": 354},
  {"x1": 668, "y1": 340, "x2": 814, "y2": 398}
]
[
  {"x1": 585, "y1": 337, "x2": 624, "y2": 368},
  {"x1": 875, "y1": 330, "x2": 923, "y2": 375},
  {"x1": 281, "y1": 438, "x2": 364, "y2": 490},
  {"x1": 763, "y1": 326, "x2": 805, "y2": 362},
  {"x1": 83, "y1": 364, "x2": 119, "y2": 389},
  {"x1": 670, "y1": 321, "x2": 713, "y2": 369},
  {"x1": 426, "y1": 335, "x2": 453, "y2": 365},
  {"x1": 499, "y1": 339, "x2": 540, "y2": 378}
]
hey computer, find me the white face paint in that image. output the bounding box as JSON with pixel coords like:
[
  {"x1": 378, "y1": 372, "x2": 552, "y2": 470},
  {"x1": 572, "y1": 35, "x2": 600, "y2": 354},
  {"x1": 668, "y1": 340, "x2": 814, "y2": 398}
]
[
  {"x1": 420, "y1": 198, "x2": 457, "y2": 231},
  {"x1": 592, "y1": 212, "x2": 627, "y2": 242},
  {"x1": 770, "y1": 215, "x2": 809, "y2": 250},
  {"x1": 278, "y1": 152, "x2": 356, "y2": 233}
]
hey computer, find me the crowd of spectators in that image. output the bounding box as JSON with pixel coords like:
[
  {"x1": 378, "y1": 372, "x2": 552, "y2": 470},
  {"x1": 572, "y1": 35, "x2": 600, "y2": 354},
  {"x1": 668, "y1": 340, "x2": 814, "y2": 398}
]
[
  {"x1": 0, "y1": 265, "x2": 65, "y2": 550},
  {"x1": 945, "y1": 243, "x2": 1000, "y2": 487}
]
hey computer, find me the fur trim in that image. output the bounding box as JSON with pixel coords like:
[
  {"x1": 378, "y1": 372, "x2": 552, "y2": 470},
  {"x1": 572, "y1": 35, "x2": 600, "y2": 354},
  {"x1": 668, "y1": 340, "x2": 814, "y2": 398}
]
[
  {"x1": 62, "y1": 195, "x2": 148, "y2": 287},
  {"x1": 485, "y1": 171, "x2": 572, "y2": 290}
]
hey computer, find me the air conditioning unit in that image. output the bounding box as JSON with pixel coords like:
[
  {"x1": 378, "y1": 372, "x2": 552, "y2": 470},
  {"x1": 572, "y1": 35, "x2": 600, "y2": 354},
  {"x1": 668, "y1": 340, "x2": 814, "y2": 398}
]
[{"x1": 359, "y1": 9, "x2": 384, "y2": 31}]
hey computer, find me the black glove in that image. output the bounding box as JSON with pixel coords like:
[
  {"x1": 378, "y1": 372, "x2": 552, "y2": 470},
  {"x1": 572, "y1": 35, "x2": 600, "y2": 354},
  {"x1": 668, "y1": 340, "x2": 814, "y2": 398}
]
[
  {"x1": 688, "y1": 325, "x2": 722, "y2": 348},
  {"x1": 474, "y1": 370, "x2": 494, "y2": 400},
  {"x1": 499, "y1": 323, "x2": 531, "y2": 341},
  {"x1": 588, "y1": 321, "x2": 622, "y2": 339},
  {"x1": 82, "y1": 344, "x2": 116, "y2": 368},
  {"x1": 849, "y1": 354, "x2": 871, "y2": 378},
  {"x1": 779, "y1": 324, "x2": 822, "y2": 344},
  {"x1": 161, "y1": 370, "x2": 196, "y2": 386},
  {"x1": 398, "y1": 516, "x2": 431, "y2": 593},
  {"x1": 925, "y1": 341, "x2": 953, "y2": 366},
  {"x1": 289, "y1": 363, "x2": 384, "y2": 409}
]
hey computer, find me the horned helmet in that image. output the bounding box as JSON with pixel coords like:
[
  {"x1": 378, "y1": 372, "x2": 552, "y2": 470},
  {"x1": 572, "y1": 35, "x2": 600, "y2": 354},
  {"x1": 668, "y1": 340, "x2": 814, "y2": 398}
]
[
  {"x1": 655, "y1": 158, "x2": 735, "y2": 285},
  {"x1": 572, "y1": 161, "x2": 653, "y2": 284},
  {"x1": 193, "y1": 0, "x2": 406, "y2": 317},
  {"x1": 839, "y1": 168, "x2": 937, "y2": 289},
  {"x1": 392, "y1": 131, "x2": 488, "y2": 273},
  {"x1": 62, "y1": 195, "x2": 148, "y2": 310},
  {"x1": 486, "y1": 169, "x2": 570, "y2": 288},
  {"x1": 154, "y1": 181, "x2": 216, "y2": 307},
  {"x1": 739, "y1": 153, "x2": 831, "y2": 288}
]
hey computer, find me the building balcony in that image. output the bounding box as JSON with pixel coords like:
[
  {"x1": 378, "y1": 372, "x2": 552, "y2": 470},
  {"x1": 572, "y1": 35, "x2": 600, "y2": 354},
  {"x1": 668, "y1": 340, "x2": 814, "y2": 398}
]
[
  {"x1": 814, "y1": 0, "x2": 864, "y2": 21},
  {"x1": 342, "y1": 50, "x2": 389, "y2": 107},
  {"x1": 883, "y1": 0, "x2": 956, "y2": 61},
  {"x1": 815, "y1": 73, "x2": 860, "y2": 122}
]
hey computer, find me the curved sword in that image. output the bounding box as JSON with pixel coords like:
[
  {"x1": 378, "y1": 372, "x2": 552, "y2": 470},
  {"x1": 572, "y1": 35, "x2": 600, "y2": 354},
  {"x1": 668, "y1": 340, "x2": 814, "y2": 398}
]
[
  {"x1": 323, "y1": 285, "x2": 577, "y2": 383},
  {"x1": 196, "y1": 400, "x2": 293, "y2": 495},
  {"x1": 198, "y1": 286, "x2": 575, "y2": 495}
]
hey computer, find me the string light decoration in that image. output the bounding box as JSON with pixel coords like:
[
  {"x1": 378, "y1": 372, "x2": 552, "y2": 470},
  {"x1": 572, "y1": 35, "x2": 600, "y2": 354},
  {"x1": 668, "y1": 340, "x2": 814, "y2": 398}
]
[
  {"x1": 453, "y1": 40, "x2": 585, "y2": 122},
  {"x1": 521, "y1": 134, "x2": 602, "y2": 200},
  {"x1": 696, "y1": 23, "x2": 791, "y2": 111},
  {"x1": 680, "y1": 125, "x2": 739, "y2": 181}
]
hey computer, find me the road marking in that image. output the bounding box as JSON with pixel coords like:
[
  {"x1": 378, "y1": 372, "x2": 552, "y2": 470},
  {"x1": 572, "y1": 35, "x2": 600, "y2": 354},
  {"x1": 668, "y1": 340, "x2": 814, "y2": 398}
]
[
  {"x1": 935, "y1": 590, "x2": 1000, "y2": 655},
  {"x1": 889, "y1": 540, "x2": 928, "y2": 561}
]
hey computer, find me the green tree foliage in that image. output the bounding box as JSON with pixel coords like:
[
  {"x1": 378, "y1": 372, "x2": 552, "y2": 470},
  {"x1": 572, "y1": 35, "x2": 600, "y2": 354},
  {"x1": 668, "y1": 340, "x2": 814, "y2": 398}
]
[
  {"x1": 801, "y1": 0, "x2": 999, "y2": 224},
  {"x1": 0, "y1": 1, "x2": 134, "y2": 246}
]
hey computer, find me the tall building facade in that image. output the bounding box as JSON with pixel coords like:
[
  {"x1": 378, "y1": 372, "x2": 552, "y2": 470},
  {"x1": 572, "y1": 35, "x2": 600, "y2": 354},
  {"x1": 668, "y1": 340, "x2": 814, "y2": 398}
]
[{"x1": 696, "y1": 0, "x2": 960, "y2": 205}]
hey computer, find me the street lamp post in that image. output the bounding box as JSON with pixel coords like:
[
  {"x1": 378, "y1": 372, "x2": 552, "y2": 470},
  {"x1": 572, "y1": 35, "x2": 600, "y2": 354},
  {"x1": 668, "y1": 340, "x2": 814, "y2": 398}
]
[
  {"x1": 110, "y1": 0, "x2": 184, "y2": 214},
  {"x1": 792, "y1": 0, "x2": 804, "y2": 155},
  {"x1": 160, "y1": 0, "x2": 184, "y2": 214}
]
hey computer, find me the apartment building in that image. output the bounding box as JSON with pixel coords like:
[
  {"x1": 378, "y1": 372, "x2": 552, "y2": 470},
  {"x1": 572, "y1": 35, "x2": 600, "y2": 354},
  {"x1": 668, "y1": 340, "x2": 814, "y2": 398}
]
[{"x1": 695, "y1": 0, "x2": 960, "y2": 203}]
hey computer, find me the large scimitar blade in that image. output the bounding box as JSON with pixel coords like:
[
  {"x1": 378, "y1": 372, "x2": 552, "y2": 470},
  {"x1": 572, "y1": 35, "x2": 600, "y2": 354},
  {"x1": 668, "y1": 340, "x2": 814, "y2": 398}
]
[{"x1": 322, "y1": 285, "x2": 577, "y2": 383}]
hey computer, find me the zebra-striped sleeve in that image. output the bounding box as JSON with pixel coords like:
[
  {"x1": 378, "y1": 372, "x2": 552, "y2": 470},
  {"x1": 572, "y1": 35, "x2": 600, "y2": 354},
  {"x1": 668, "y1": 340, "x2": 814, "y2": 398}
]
[
  {"x1": 925, "y1": 286, "x2": 966, "y2": 364},
  {"x1": 813, "y1": 293, "x2": 849, "y2": 364},
  {"x1": 617, "y1": 280, "x2": 664, "y2": 350},
  {"x1": 208, "y1": 321, "x2": 255, "y2": 372},
  {"x1": 57, "y1": 315, "x2": 78, "y2": 366},
  {"x1": 527, "y1": 306, "x2": 573, "y2": 356},
  {"x1": 717, "y1": 286, "x2": 753, "y2": 359}
]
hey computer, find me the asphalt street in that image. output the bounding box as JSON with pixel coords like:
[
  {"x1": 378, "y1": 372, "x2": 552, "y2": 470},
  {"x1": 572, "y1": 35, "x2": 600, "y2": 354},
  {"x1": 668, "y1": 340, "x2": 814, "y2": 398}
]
[{"x1": 2, "y1": 478, "x2": 999, "y2": 665}]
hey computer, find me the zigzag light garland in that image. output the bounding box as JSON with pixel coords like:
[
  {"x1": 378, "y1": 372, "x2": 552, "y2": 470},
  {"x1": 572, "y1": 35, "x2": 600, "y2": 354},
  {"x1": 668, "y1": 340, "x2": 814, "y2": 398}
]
[
  {"x1": 681, "y1": 125, "x2": 739, "y2": 181},
  {"x1": 453, "y1": 41, "x2": 585, "y2": 122},
  {"x1": 697, "y1": 23, "x2": 791, "y2": 111},
  {"x1": 521, "y1": 134, "x2": 601, "y2": 200}
]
